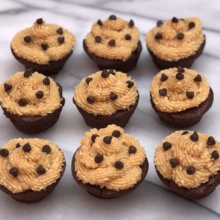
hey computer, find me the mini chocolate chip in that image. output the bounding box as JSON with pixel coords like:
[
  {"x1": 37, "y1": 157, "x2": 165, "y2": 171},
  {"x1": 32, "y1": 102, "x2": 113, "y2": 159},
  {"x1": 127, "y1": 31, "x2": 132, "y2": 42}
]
[
  {"x1": 91, "y1": 134, "x2": 99, "y2": 142},
  {"x1": 112, "y1": 130, "x2": 121, "y2": 138},
  {"x1": 94, "y1": 154, "x2": 104, "y2": 163},
  {"x1": 0, "y1": 149, "x2": 9, "y2": 157},
  {"x1": 190, "y1": 131, "x2": 199, "y2": 142},
  {"x1": 108, "y1": 39, "x2": 115, "y2": 46},
  {"x1": 176, "y1": 72, "x2": 184, "y2": 80},
  {"x1": 4, "y1": 83, "x2": 12, "y2": 92},
  {"x1": 155, "y1": 32, "x2": 163, "y2": 40},
  {"x1": 41, "y1": 43, "x2": 48, "y2": 50},
  {"x1": 128, "y1": 20, "x2": 134, "y2": 27},
  {"x1": 177, "y1": 66, "x2": 185, "y2": 73},
  {"x1": 182, "y1": 131, "x2": 189, "y2": 135},
  {"x1": 160, "y1": 73, "x2": 168, "y2": 82},
  {"x1": 42, "y1": 145, "x2": 51, "y2": 154},
  {"x1": 169, "y1": 158, "x2": 179, "y2": 168},
  {"x1": 24, "y1": 69, "x2": 33, "y2": 78},
  {"x1": 36, "y1": 91, "x2": 44, "y2": 99},
  {"x1": 188, "y1": 21, "x2": 195, "y2": 29},
  {"x1": 43, "y1": 77, "x2": 50, "y2": 85},
  {"x1": 56, "y1": 27, "x2": 63, "y2": 34},
  {"x1": 109, "y1": 15, "x2": 117, "y2": 20},
  {"x1": 58, "y1": 36, "x2": 65, "y2": 44},
  {"x1": 103, "y1": 136, "x2": 112, "y2": 144},
  {"x1": 194, "y1": 74, "x2": 202, "y2": 82},
  {"x1": 207, "y1": 136, "x2": 216, "y2": 145},
  {"x1": 22, "y1": 143, "x2": 31, "y2": 152},
  {"x1": 87, "y1": 96, "x2": 95, "y2": 104},
  {"x1": 101, "y1": 70, "x2": 109, "y2": 78},
  {"x1": 18, "y1": 98, "x2": 27, "y2": 107},
  {"x1": 95, "y1": 36, "x2": 101, "y2": 43},
  {"x1": 177, "y1": 32, "x2": 184, "y2": 40},
  {"x1": 163, "y1": 142, "x2": 172, "y2": 151},
  {"x1": 172, "y1": 17, "x2": 179, "y2": 23},
  {"x1": 16, "y1": 143, "x2": 21, "y2": 148},
  {"x1": 211, "y1": 150, "x2": 219, "y2": 160},
  {"x1": 110, "y1": 92, "x2": 118, "y2": 100},
  {"x1": 159, "y1": 88, "x2": 167, "y2": 96},
  {"x1": 129, "y1": 146, "x2": 137, "y2": 154},
  {"x1": 114, "y1": 160, "x2": 124, "y2": 169},
  {"x1": 97, "y1": 19, "x2": 103, "y2": 25},
  {"x1": 125, "y1": 34, "x2": 132, "y2": 40},
  {"x1": 157, "y1": 20, "x2": 163, "y2": 27},
  {"x1": 9, "y1": 167, "x2": 18, "y2": 177},
  {"x1": 186, "y1": 91, "x2": 194, "y2": 99},
  {"x1": 126, "y1": 80, "x2": 134, "y2": 88},
  {"x1": 85, "y1": 77, "x2": 93, "y2": 84},
  {"x1": 24, "y1": 36, "x2": 31, "y2": 43},
  {"x1": 186, "y1": 166, "x2": 196, "y2": 175},
  {"x1": 36, "y1": 18, "x2": 43, "y2": 24},
  {"x1": 37, "y1": 165, "x2": 46, "y2": 175}
]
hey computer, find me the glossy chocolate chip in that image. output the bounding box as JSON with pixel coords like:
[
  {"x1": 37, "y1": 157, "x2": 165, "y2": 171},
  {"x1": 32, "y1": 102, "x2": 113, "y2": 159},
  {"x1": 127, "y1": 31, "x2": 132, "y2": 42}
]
[
  {"x1": 112, "y1": 130, "x2": 121, "y2": 138},
  {"x1": 176, "y1": 72, "x2": 184, "y2": 80},
  {"x1": 24, "y1": 36, "x2": 31, "y2": 43},
  {"x1": 36, "y1": 91, "x2": 44, "y2": 99},
  {"x1": 87, "y1": 96, "x2": 95, "y2": 104},
  {"x1": 182, "y1": 131, "x2": 189, "y2": 135},
  {"x1": 157, "y1": 20, "x2": 163, "y2": 27},
  {"x1": 129, "y1": 146, "x2": 137, "y2": 154},
  {"x1": 36, "y1": 165, "x2": 46, "y2": 175},
  {"x1": 155, "y1": 32, "x2": 163, "y2": 40},
  {"x1": 97, "y1": 19, "x2": 103, "y2": 25},
  {"x1": 207, "y1": 136, "x2": 216, "y2": 145},
  {"x1": 108, "y1": 39, "x2": 115, "y2": 46},
  {"x1": 24, "y1": 69, "x2": 33, "y2": 78},
  {"x1": 159, "y1": 88, "x2": 167, "y2": 96},
  {"x1": 101, "y1": 70, "x2": 109, "y2": 78},
  {"x1": 186, "y1": 166, "x2": 196, "y2": 175},
  {"x1": 211, "y1": 150, "x2": 219, "y2": 160},
  {"x1": 125, "y1": 34, "x2": 132, "y2": 40},
  {"x1": 18, "y1": 98, "x2": 27, "y2": 107},
  {"x1": 177, "y1": 66, "x2": 185, "y2": 73},
  {"x1": 36, "y1": 18, "x2": 43, "y2": 24},
  {"x1": 85, "y1": 77, "x2": 93, "y2": 84},
  {"x1": 94, "y1": 154, "x2": 104, "y2": 163},
  {"x1": 42, "y1": 145, "x2": 51, "y2": 154},
  {"x1": 186, "y1": 91, "x2": 194, "y2": 99},
  {"x1": 43, "y1": 77, "x2": 50, "y2": 85},
  {"x1": 169, "y1": 158, "x2": 179, "y2": 168},
  {"x1": 172, "y1": 17, "x2": 179, "y2": 23},
  {"x1": 190, "y1": 131, "x2": 199, "y2": 142},
  {"x1": 4, "y1": 83, "x2": 12, "y2": 92},
  {"x1": 91, "y1": 134, "x2": 99, "y2": 142},
  {"x1": 22, "y1": 143, "x2": 31, "y2": 152},
  {"x1": 126, "y1": 80, "x2": 134, "y2": 88},
  {"x1": 95, "y1": 36, "x2": 101, "y2": 43},
  {"x1": 194, "y1": 74, "x2": 202, "y2": 82},
  {"x1": 163, "y1": 142, "x2": 172, "y2": 151},
  {"x1": 16, "y1": 143, "x2": 21, "y2": 148},
  {"x1": 188, "y1": 21, "x2": 195, "y2": 29},
  {"x1": 58, "y1": 36, "x2": 65, "y2": 44},
  {"x1": 114, "y1": 160, "x2": 124, "y2": 169},
  {"x1": 56, "y1": 27, "x2": 63, "y2": 34},
  {"x1": 109, "y1": 15, "x2": 117, "y2": 20},
  {"x1": 0, "y1": 149, "x2": 9, "y2": 157},
  {"x1": 128, "y1": 20, "x2": 134, "y2": 27},
  {"x1": 9, "y1": 167, "x2": 18, "y2": 177},
  {"x1": 110, "y1": 92, "x2": 118, "y2": 100},
  {"x1": 41, "y1": 43, "x2": 48, "y2": 51},
  {"x1": 160, "y1": 73, "x2": 168, "y2": 82},
  {"x1": 103, "y1": 136, "x2": 112, "y2": 144},
  {"x1": 177, "y1": 32, "x2": 184, "y2": 40}
]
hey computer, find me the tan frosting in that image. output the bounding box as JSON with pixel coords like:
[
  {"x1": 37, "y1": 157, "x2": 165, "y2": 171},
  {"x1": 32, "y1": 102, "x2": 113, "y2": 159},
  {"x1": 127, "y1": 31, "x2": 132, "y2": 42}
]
[
  {"x1": 146, "y1": 17, "x2": 205, "y2": 61},
  {"x1": 0, "y1": 71, "x2": 63, "y2": 116},
  {"x1": 154, "y1": 131, "x2": 220, "y2": 188},
  {"x1": 0, "y1": 138, "x2": 65, "y2": 193},
  {"x1": 150, "y1": 68, "x2": 210, "y2": 112},
  {"x1": 74, "y1": 124, "x2": 146, "y2": 191},
  {"x1": 73, "y1": 70, "x2": 138, "y2": 116},
  {"x1": 11, "y1": 19, "x2": 76, "y2": 65},
  {"x1": 85, "y1": 16, "x2": 139, "y2": 61}
]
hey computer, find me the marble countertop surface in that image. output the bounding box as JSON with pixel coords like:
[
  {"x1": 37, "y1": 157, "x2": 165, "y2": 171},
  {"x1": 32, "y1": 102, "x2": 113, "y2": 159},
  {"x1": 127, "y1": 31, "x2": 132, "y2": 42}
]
[{"x1": 0, "y1": 0, "x2": 220, "y2": 219}]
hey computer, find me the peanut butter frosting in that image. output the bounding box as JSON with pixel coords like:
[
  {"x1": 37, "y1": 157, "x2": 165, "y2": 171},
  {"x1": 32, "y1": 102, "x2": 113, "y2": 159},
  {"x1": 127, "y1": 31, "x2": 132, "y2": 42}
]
[
  {"x1": 85, "y1": 15, "x2": 139, "y2": 61},
  {"x1": 154, "y1": 130, "x2": 220, "y2": 189},
  {"x1": 73, "y1": 70, "x2": 138, "y2": 116},
  {"x1": 0, "y1": 138, "x2": 65, "y2": 193},
  {"x1": 150, "y1": 67, "x2": 210, "y2": 113},
  {"x1": 146, "y1": 17, "x2": 205, "y2": 61},
  {"x1": 11, "y1": 18, "x2": 76, "y2": 65},
  {"x1": 74, "y1": 124, "x2": 146, "y2": 191},
  {"x1": 0, "y1": 70, "x2": 63, "y2": 116}
]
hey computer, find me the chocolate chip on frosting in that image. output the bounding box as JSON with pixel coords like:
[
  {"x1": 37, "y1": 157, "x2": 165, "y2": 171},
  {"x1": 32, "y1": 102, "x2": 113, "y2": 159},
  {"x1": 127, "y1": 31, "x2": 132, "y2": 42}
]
[
  {"x1": 103, "y1": 136, "x2": 112, "y2": 144},
  {"x1": 58, "y1": 36, "x2": 65, "y2": 44},
  {"x1": 37, "y1": 165, "x2": 46, "y2": 175},
  {"x1": 155, "y1": 32, "x2": 163, "y2": 40},
  {"x1": 101, "y1": 70, "x2": 110, "y2": 78},
  {"x1": 87, "y1": 96, "x2": 95, "y2": 104},
  {"x1": 24, "y1": 36, "x2": 31, "y2": 43},
  {"x1": 109, "y1": 15, "x2": 117, "y2": 20},
  {"x1": 108, "y1": 39, "x2": 115, "y2": 46},
  {"x1": 4, "y1": 83, "x2": 12, "y2": 92},
  {"x1": 41, "y1": 43, "x2": 48, "y2": 51},
  {"x1": 95, "y1": 36, "x2": 102, "y2": 43},
  {"x1": 22, "y1": 143, "x2": 31, "y2": 152},
  {"x1": 169, "y1": 158, "x2": 179, "y2": 168},
  {"x1": 110, "y1": 92, "x2": 118, "y2": 100},
  {"x1": 172, "y1": 17, "x2": 179, "y2": 23},
  {"x1": 194, "y1": 74, "x2": 202, "y2": 82},
  {"x1": 18, "y1": 98, "x2": 27, "y2": 107},
  {"x1": 0, "y1": 149, "x2": 9, "y2": 157},
  {"x1": 211, "y1": 150, "x2": 219, "y2": 160},
  {"x1": 9, "y1": 167, "x2": 18, "y2": 177},
  {"x1": 182, "y1": 131, "x2": 189, "y2": 135},
  {"x1": 157, "y1": 20, "x2": 163, "y2": 27},
  {"x1": 97, "y1": 19, "x2": 103, "y2": 26},
  {"x1": 36, "y1": 18, "x2": 43, "y2": 25},
  {"x1": 125, "y1": 34, "x2": 132, "y2": 40},
  {"x1": 129, "y1": 146, "x2": 137, "y2": 154},
  {"x1": 128, "y1": 19, "x2": 134, "y2": 27},
  {"x1": 42, "y1": 145, "x2": 51, "y2": 154},
  {"x1": 43, "y1": 77, "x2": 50, "y2": 85},
  {"x1": 56, "y1": 27, "x2": 63, "y2": 35},
  {"x1": 85, "y1": 77, "x2": 93, "y2": 84},
  {"x1": 16, "y1": 143, "x2": 21, "y2": 148},
  {"x1": 159, "y1": 88, "x2": 167, "y2": 96},
  {"x1": 112, "y1": 130, "x2": 121, "y2": 138},
  {"x1": 177, "y1": 32, "x2": 184, "y2": 40},
  {"x1": 207, "y1": 136, "x2": 216, "y2": 145},
  {"x1": 91, "y1": 134, "x2": 99, "y2": 142},
  {"x1": 24, "y1": 69, "x2": 33, "y2": 78},
  {"x1": 188, "y1": 21, "x2": 195, "y2": 29},
  {"x1": 186, "y1": 166, "x2": 196, "y2": 175},
  {"x1": 176, "y1": 72, "x2": 184, "y2": 80},
  {"x1": 36, "y1": 91, "x2": 44, "y2": 99},
  {"x1": 190, "y1": 131, "x2": 199, "y2": 142},
  {"x1": 160, "y1": 73, "x2": 168, "y2": 82},
  {"x1": 94, "y1": 154, "x2": 104, "y2": 163},
  {"x1": 126, "y1": 80, "x2": 134, "y2": 88},
  {"x1": 114, "y1": 160, "x2": 124, "y2": 169},
  {"x1": 177, "y1": 66, "x2": 185, "y2": 73},
  {"x1": 163, "y1": 142, "x2": 172, "y2": 151},
  {"x1": 186, "y1": 91, "x2": 194, "y2": 99}
]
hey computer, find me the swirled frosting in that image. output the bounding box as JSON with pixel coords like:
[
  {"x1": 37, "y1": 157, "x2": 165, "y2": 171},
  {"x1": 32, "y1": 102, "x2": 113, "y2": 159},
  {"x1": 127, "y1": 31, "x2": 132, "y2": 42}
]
[
  {"x1": 0, "y1": 138, "x2": 65, "y2": 193},
  {"x1": 73, "y1": 70, "x2": 138, "y2": 116},
  {"x1": 74, "y1": 124, "x2": 146, "y2": 191},
  {"x1": 150, "y1": 67, "x2": 210, "y2": 112},
  {"x1": 154, "y1": 130, "x2": 220, "y2": 188},
  {"x1": 85, "y1": 15, "x2": 139, "y2": 61},
  {"x1": 146, "y1": 17, "x2": 205, "y2": 61},
  {"x1": 0, "y1": 71, "x2": 63, "y2": 116},
  {"x1": 11, "y1": 18, "x2": 76, "y2": 65}
]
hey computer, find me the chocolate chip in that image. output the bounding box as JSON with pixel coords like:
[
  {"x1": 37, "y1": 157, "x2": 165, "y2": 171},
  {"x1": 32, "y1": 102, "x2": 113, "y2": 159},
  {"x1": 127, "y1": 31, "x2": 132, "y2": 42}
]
[
  {"x1": 95, "y1": 36, "x2": 101, "y2": 43},
  {"x1": 36, "y1": 165, "x2": 46, "y2": 175},
  {"x1": 114, "y1": 160, "x2": 124, "y2": 169},
  {"x1": 94, "y1": 154, "x2": 104, "y2": 163},
  {"x1": 24, "y1": 69, "x2": 33, "y2": 78},
  {"x1": 97, "y1": 19, "x2": 103, "y2": 25},
  {"x1": 4, "y1": 83, "x2": 12, "y2": 92},
  {"x1": 169, "y1": 158, "x2": 179, "y2": 168},
  {"x1": 160, "y1": 73, "x2": 168, "y2": 82},
  {"x1": 159, "y1": 88, "x2": 167, "y2": 96},
  {"x1": 9, "y1": 167, "x2": 18, "y2": 177},
  {"x1": 188, "y1": 21, "x2": 195, "y2": 29},
  {"x1": 24, "y1": 36, "x2": 31, "y2": 43},
  {"x1": 36, "y1": 91, "x2": 44, "y2": 99},
  {"x1": 128, "y1": 20, "x2": 134, "y2": 27},
  {"x1": 112, "y1": 130, "x2": 121, "y2": 138},
  {"x1": 22, "y1": 143, "x2": 31, "y2": 152},
  {"x1": 186, "y1": 91, "x2": 194, "y2": 99},
  {"x1": 157, "y1": 20, "x2": 163, "y2": 27},
  {"x1": 194, "y1": 74, "x2": 202, "y2": 82},
  {"x1": 155, "y1": 32, "x2": 163, "y2": 40},
  {"x1": 0, "y1": 149, "x2": 9, "y2": 157},
  {"x1": 56, "y1": 27, "x2": 63, "y2": 35},
  {"x1": 109, "y1": 15, "x2": 117, "y2": 20},
  {"x1": 163, "y1": 142, "x2": 172, "y2": 151},
  {"x1": 207, "y1": 136, "x2": 216, "y2": 145},
  {"x1": 177, "y1": 32, "x2": 184, "y2": 40},
  {"x1": 103, "y1": 136, "x2": 112, "y2": 144},
  {"x1": 18, "y1": 98, "x2": 27, "y2": 107},
  {"x1": 176, "y1": 72, "x2": 184, "y2": 80},
  {"x1": 91, "y1": 134, "x2": 99, "y2": 142},
  {"x1": 41, "y1": 43, "x2": 48, "y2": 50},
  {"x1": 129, "y1": 146, "x2": 137, "y2": 154},
  {"x1": 42, "y1": 145, "x2": 51, "y2": 154},
  {"x1": 126, "y1": 81, "x2": 134, "y2": 88},
  {"x1": 211, "y1": 150, "x2": 219, "y2": 160},
  {"x1": 177, "y1": 66, "x2": 185, "y2": 73},
  {"x1": 58, "y1": 36, "x2": 65, "y2": 44},
  {"x1": 16, "y1": 143, "x2": 21, "y2": 148},
  {"x1": 87, "y1": 96, "x2": 95, "y2": 104},
  {"x1": 101, "y1": 70, "x2": 109, "y2": 78},
  {"x1": 43, "y1": 77, "x2": 50, "y2": 85},
  {"x1": 108, "y1": 39, "x2": 115, "y2": 46},
  {"x1": 172, "y1": 17, "x2": 179, "y2": 23},
  {"x1": 110, "y1": 92, "x2": 118, "y2": 100},
  {"x1": 85, "y1": 77, "x2": 93, "y2": 84},
  {"x1": 36, "y1": 18, "x2": 43, "y2": 24},
  {"x1": 186, "y1": 166, "x2": 196, "y2": 175},
  {"x1": 190, "y1": 131, "x2": 199, "y2": 142},
  {"x1": 182, "y1": 131, "x2": 189, "y2": 135},
  {"x1": 125, "y1": 34, "x2": 132, "y2": 40}
]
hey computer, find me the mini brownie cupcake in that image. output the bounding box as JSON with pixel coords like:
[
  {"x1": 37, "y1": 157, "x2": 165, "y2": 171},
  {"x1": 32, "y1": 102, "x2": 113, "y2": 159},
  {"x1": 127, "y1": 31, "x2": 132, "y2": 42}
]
[
  {"x1": 154, "y1": 130, "x2": 220, "y2": 200},
  {"x1": 73, "y1": 69, "x2": 139, "y2": 129},
  {"x1": 83, "y1": 15, "x2": 142, "y2": 72},
  {"x1": 72, "y1": 124, "x2": 148, "y2": 198},
  {"x1": 150, "y1": 67, "x2": 213, "y2": 127},
  {"x1": 0, "y1": 70, "x2": 65, "y2": 134},
  {"x1": 0, "y1": 138, "x2": 65, "y2": 203},
  {"x1": 146, "y1": 17, "x2": 205, "y2": 69},
  {"x1": 11, "y1": 18, "x2": 76, "y2": 75}
]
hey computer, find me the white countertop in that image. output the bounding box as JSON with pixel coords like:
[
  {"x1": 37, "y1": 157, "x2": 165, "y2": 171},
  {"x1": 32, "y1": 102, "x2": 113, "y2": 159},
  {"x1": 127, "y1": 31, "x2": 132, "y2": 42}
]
[{"x1": 0, "y1": 0, "x2": 220, "y2": 219}]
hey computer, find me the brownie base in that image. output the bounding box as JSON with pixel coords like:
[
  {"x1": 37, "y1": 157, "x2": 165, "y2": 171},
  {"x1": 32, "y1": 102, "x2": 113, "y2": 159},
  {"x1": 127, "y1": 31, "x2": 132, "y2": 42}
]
[
  {"x1": 150, "y1": 88, "x2": 213, "y2": 127},
  {"x1": 11, "y1": 47, "x2": 73, "y2": 76},
  {"x1": 72, "y1": 151, "x2": 148, "y2": 199},
  {"x1": 0, "y1": 161, "x2": 66, "y2": 203},
  {"x1": 156, "y1": 168, "x2": 220, "y2": 200},
  {"x1": 83, "y1": 40, "x2": 142, "y2": 72},
  {"x1": 147, "y1": 36, "x2": 206, "y2": 69},
  {"x1": 73, "y1": 94, "x2": 139, "y2": 129}
]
